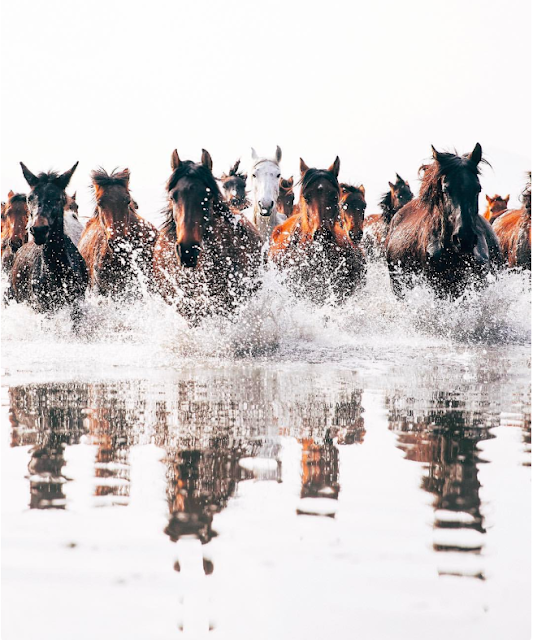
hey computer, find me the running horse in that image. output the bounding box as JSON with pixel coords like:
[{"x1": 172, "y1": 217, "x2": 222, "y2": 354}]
[
  {"x1": 243, "y1": 146, "x2": 286, "y2": 244},
  {"x1": 483, "y1": 193, "x2": 509, "y2": 224},
  {"x1": 492, "y1": 174, "x2": 531, "y2": 269},
  {"x1": 219, "y1": 159, "x2": 249, "y2": 214},
  {"x1": 270, "y1": 157, "x2": 366, "y2": 303},
  {"x1": 277, "y1": 176, "x2": 295, "y2": 218},
  {"x1": 78, "y1": 168, "x2": 157, "y2": 296},
  {"x1": 339, "y1": 184, "x2": 366, "y2": 244},
  {"x1": 153, "y1": 149, "x2": 262, "y2": 319},
  {"x1": 386, "y1": 144, "x2": 501, "y2": 298},
  {"x1": 11, "y1": 162, "x2": 88, "y2": 314},
  {"x1": 2, "y1": 191, "x2": 29, "y2": 273},
  {"x1": 363, "y1": 174, "x2": 413, "y2": 257}
]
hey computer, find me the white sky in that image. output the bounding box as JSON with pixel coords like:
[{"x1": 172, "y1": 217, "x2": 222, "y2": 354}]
[{"x1": 1, "y1": 0, "x2": 531, "y2": 223}]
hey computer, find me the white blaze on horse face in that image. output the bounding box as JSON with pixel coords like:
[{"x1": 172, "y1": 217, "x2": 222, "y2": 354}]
[{"x1": 251, "y1": 160, "x2": 280, "y2": 217}]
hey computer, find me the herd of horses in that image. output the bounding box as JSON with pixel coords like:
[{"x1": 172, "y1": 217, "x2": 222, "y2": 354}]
[{"x1": 1, "y1": 143, "x2": 531, "y2": 322}]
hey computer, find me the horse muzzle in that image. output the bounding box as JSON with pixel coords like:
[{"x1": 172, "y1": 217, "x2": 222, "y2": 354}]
[
  {"x1": 258, "y1": 201, "x2": 274, "y2": 217},
  {"x1": 176, "y1": 243, "x2": 201, "y2": 268},
  {"x1": 9, "y1": 238, "x2": 23, "y2": 252},
  {"x1": 31, "y1": 225, "x2": 50, "y2": 245}
]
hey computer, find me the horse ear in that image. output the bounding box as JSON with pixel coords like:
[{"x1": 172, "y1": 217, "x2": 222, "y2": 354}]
[
  {"x1": 72, "y1": 191, "x2": 77, "y2": 201},
  {"x1": 389, "y1": 181, "x2": 395, "y2": 190},
  {"x1": 56, "y1": 162, "x2": 79, "y2": 190},
  {"x1": 431, "y1": 145, "x2": 444, "y2": 164},
  {"x1": 300, "y1": 158, "x2": 309, "y2": 175},
  {"x1": 288, "y1": 176, "x2": 294, "y2": 186},
  {"x1": 122, "y1": 168, "x2": 131, "y2": 184},
  {"x1": 469, "y1": 142, "x2": 482, "y2": 166},
  {"x1": 201, "y1": 149, "x2": 213, "y2": 171},
  {"x1": 328, "y1": 156, "x2": 340, "y2": 178},
  {"x1": 486, "y1": 194, "x2": 492, "y2": 203},
  {"x1": 8, "y1": 190, "x2": 14, "y2": 199},
  {"x1": 359, "y1": 184, "x2": 365, "y2": 196},
  {"x1": 275, "y1": 146, "x2": 282, "y2": 163},
  {"x1": 171, "y1": 149, "x2": 181, "y2": 171},
  {"x1": 505, "y1": 194, "x2": 510, "y2": 202},
  {"x1": 396, "y1": 173, "x2": 404, "y2": 184},
  {"x1": 251, "y1": 147, "x2": 258, "y2": 160},
  {"x1": 20, "y1": 162, "x2": 39, "y2": 188},
  {"x1": 231, "y1": 159, "x2": 240, "y2": 175}
]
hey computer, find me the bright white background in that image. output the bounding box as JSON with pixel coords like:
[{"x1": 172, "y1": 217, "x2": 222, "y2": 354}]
[{"x1": 1, "y1": 0, "x2": 531, "y2": 223}]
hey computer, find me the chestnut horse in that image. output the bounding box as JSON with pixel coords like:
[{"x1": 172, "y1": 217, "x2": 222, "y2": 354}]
[
  {"x1": 269, "y1": 157, "x2": 366, "y2": 303},
  {"x1": 483, "y1": 194, "x2": 509, "y2": 223},
  {"x1": 492, "y1": 175, "x2": 531, "y2": 269},
  {"x1": 2, "y1": 191, "x2": 29, "y2": 273},
  {"x1": 153, "y1": 149, "x2": 262, "y2": 319},
  {"x1": 386, "y1": 144, "x2": 501, "y2": 298},
  {"x1": 11, "y1": 162, "x2": 88, "y2": 313},
  {"x1": 363, "y1": 174, "x2": 413, "y2": 258},
  {"x1": 277, "y1": 176, "x2": 295, "y2": 218},
  {"x1": 78, "y1": 168, "x2": 157, "y2": 296},
  {"x1": 219, "y1": 159, "x2": 249, "y2": 214},
  {"x1": 339, "y1": 184, "x2": 366, "y2": 244}
]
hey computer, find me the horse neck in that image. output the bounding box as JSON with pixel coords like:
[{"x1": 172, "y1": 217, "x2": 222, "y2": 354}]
[
  {"x1": 98, "y1": 205, "x2": 131, "y2": 238},
  {"x1": 43, "y1": 216, "x2": 68, "y2": 259}
]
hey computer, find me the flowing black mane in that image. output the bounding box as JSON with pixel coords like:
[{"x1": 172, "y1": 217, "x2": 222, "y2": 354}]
[
  {"x1": 300, "y1": 168, "x2": 339, "y2": 194},
  {"x1": 379, "y1": 191, "x2": 394, "y2": 218},
  {"x1": 163, "y1": 161, "x2": 230, "y2": 233},
  {"x1": 419, "y1": 151, "x2": 486, "y2": 212}
]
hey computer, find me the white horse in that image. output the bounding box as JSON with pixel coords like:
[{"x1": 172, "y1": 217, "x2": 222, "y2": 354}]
[
  {"x1": 242, "y1": 146, "x2": 286, "y2": 244},
  {"x1": 63, "y1": 192, "x2": 85, "y2": 247}
]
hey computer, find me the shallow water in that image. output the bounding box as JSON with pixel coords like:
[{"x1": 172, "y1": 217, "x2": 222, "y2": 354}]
[{"x1": 1, "y1": 261, "x2": 531, "y2": 639}]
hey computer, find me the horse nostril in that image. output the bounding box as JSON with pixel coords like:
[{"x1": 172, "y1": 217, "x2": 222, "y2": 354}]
[{"x1": 176, "y1": 243, "x2": 201, "y2": 268}]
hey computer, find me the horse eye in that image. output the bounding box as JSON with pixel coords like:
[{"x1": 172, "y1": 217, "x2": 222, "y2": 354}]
[
  {"x1": 277, "y1": 174, "x2": 280, "y2": 178},
  {"x1": 252, "y1": 174, "x2": 256, "y2": 179}
]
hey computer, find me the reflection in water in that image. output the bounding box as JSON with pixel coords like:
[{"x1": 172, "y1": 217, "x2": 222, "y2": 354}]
[{"x1": 388, "y1": 390, "x2": 499, "y2": 578}]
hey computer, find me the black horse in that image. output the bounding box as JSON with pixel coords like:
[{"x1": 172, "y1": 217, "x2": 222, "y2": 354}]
[{"x1": 11, "y1": 162, "x2": 88, "y2": 314}]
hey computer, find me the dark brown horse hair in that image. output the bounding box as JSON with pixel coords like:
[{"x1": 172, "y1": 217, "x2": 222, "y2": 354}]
[
  {"x1": 340, "y1": 183, "x2": 364, "y2": 196},
  {"x1": 280, "y1": 178, "x2": 294, "y2": 192},
  {"x1": 91, "y1": 167, "x2": 130, "y2": 188},
  {"x1": 7, "y1": 193, "x2": 27, "y2": 204},
  {"x1": 299, "y1": 168, "x2": 339, "y2": 194},
  {"x1": 221, "y1": 159, "x2": 247, "y2": 182},
  {"x1": 162, "y1": 160, "x2": 231, "y2": 234}
]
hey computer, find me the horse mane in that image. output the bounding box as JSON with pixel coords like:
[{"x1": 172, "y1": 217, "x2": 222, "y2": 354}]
[
  {"x1": 162, "y1": 161, "x2": 228, "y2": 233},
  {"x1": 379, "y1": 191, "x2": 394, "y2": 218},
  {"x1": 7, "y1": 193, "x2": 27, "y2": 204},
  {"x1": 299, "y1": 168, "x2": 339, "y2": 193},
  {"x1": 91, "y1": 167, "x2": 130, "y2": 188},
  {"x1": 340, "y1": 183, "x2": 364, "y2": 196}
]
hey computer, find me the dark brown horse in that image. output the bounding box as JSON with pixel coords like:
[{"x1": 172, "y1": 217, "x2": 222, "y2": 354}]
[
  {"x1": 277, "y1": 176, "x2": 295, "y2": 218},
  {"x1": 78, "y1": 168, "x2": 157, "y2": 296},
  {"x1": 483, "y1": 193, "x2": 509, "y2": 223},
  {"x1": 153, "y1": 149, "x2": 262, "y2": 319},
  {"x1": 269, "y1": 157, "x2": 366, "y2": 303},
  {"x1": 339, "y1": 183, "x2": 366, "y2": 244},
  {"x1": 2, "y1": 191, "x2": 29, "y2": 273},
  {"x1": 219, "y1": 159, "x2": 249, "y2": 214},
  {"x1": 386, "y1": 144, "x2": 501, "y2": 298},
  {"x1": 363, "y1": 174, "x2": 413, "y2": 258},
  {"x1": 11, "y1": 162, "x2": 88, "y2": 314},
  {"x1": 492, "y1": 174, "x2": 531, "y2": 269}
]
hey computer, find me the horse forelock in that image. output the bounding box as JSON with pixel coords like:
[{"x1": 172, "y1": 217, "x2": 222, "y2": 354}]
[
  {"x1": 7, "y1": 193, "x2": 27, "y2": 204},
  {"x1": 91, "y1": 167, "x2": 130, "y2": 189},
  {"x1": 300, "y1": 169, "x2": 339, "y2": 195}
]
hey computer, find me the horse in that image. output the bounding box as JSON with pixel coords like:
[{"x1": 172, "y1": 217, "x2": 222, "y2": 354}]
[
  {"x1": 219, "y1": 159, "x2": 249, "y2": 214},
  {"x1": 363, "y1": 174, "x2": 413, "y2": 258},
  {"x1": 483, "y1": 193, "x2": 509, "y2": 223},
  {"x1": 339, "y1": 184, "x2": 366, "y2": 244},
  {"x1": 277, "y1": 176, "x2": 295, "y2": 218},
  {"x1": 10, "y1": 162, "x2": 88, "y2": 314},
  {"x1": 492, "y1": 175, "x2": 531, "y2": 269},
  {"x1": 64, "y1": 191, "x2": 85, "y2": 246},
  {"x1": 269, "y1": 157, "x2": 366, "y2": 304},
  {"x1": 2, "y1": 191, "x2": 29, "y2": 273},
  {"x1": 242, "y1": 146, "x2": 286, "y2": 244},
  {"x1": 152, "y1": 149, "x2": 262, "y2": 320},
  {"x1": 385, "y1": 144, "x2": 502, "y2": 298},
  {"x1": 78, "y1": 168, "x2": 157, "y2": 296}
]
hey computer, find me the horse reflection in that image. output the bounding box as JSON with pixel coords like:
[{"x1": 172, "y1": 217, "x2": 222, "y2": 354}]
[
  {"x1": 388, "y1": 391, "x2": 495, "y2": 566},
  {"x1": 297, "y1": 390, "x2": 365, "y2": 516}
]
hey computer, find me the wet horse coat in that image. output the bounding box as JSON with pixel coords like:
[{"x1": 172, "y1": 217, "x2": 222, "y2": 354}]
[
  {"x1": 270, "y1": 157, "x2": 366, "y2": 304},
  {"x1": 386, "y1": 144, "x2": 501, "y2": 298},
  {"x1": 153, "y1": 149, "x2": 262, "y2": 319},
  {"x1": 2, "y1": 191, "x2": 29, "y2": 273},
  {"x1": 11, "y1": 163, "x2": 88, "y2": 313},
  {"x1": 492, "y1": 177, "x2": 531, "y2": 269}
]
